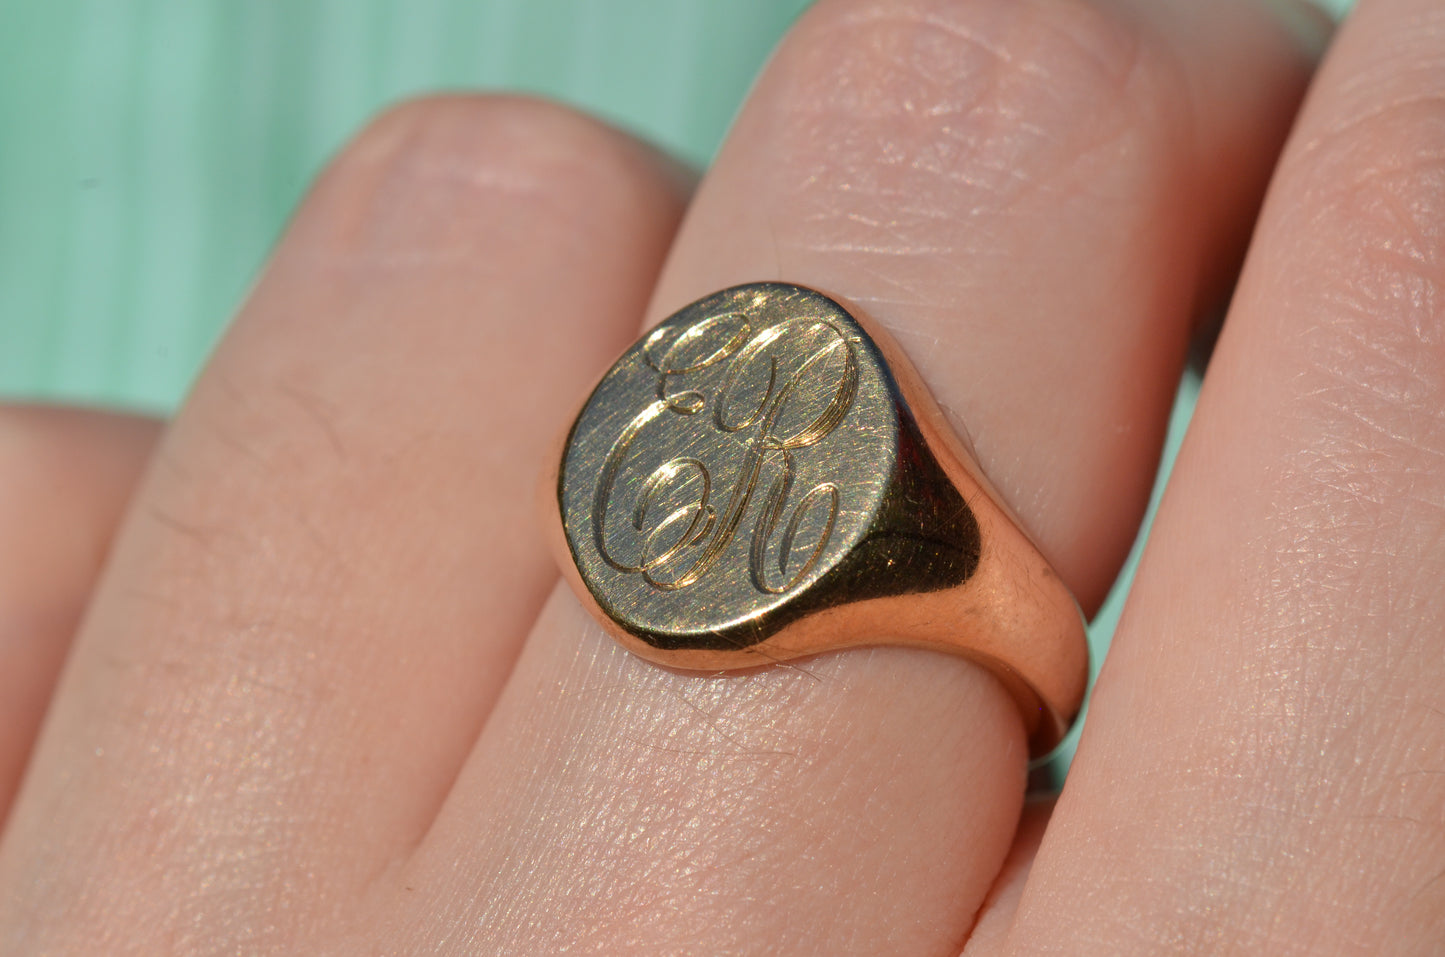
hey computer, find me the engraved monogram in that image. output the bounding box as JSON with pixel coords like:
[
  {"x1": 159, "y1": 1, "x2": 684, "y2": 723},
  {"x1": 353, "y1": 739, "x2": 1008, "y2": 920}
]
[{"x1": 590, "y1": 312, "x2": 860, "y2": 596}]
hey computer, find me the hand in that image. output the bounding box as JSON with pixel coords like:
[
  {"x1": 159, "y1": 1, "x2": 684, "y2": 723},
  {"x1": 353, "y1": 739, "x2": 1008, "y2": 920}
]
[{"x1": 2, "y1": 0, "x2": 1440, "y2": 953}]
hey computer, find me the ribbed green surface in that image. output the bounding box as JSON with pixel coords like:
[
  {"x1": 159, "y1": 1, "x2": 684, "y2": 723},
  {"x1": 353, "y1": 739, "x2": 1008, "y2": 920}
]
[{"x1": 0, "y1": 0, "x2": 810, "y2": 411}]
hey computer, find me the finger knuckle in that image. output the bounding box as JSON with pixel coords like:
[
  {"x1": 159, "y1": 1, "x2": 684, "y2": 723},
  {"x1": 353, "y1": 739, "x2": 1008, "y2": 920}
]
[
  {"x1": 308, "y1": 94, "x2": 672, "y2": 265},
  {"x1": 1288, "y1": 94, "x2": 1445, "y2": 359},
  {"x1": 771, "y1": 0, "x2": 1189, "y2": 209},
  {"x1": 1270, "y1": 97, "x2": 1445, "y2": 497}
]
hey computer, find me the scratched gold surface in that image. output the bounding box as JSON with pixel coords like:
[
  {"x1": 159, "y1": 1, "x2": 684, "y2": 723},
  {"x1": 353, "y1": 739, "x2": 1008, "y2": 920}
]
[{"x1": 558, "y1": 283, "x2": 980, "y2": 655}]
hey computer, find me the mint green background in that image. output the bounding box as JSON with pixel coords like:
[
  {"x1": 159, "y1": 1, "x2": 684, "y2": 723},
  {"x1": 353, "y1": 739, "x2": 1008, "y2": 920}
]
[
  {"x1": 0, "y1": 0, "x2": 813, "y2": 412},
  {"x1": 0, "y1": 1, "x2": 1350, "y2": 771}
]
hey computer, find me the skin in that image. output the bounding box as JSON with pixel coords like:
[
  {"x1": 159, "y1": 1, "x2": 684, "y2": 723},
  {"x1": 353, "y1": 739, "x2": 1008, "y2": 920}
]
[{"x1": 0, "y1": 0, "x2": 1440, "y2": 952}]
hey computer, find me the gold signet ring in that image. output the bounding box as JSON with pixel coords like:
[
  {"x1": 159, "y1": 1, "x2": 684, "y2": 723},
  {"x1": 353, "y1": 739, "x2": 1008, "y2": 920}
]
[{"x1": 543, "y1": 282, "x2": 1088, "y2": 755}]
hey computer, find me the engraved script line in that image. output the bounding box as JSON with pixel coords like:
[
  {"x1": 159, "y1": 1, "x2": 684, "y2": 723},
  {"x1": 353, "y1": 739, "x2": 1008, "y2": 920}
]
[{"x1": 591, "y1": 315, "x2": 859, "y2": 596}]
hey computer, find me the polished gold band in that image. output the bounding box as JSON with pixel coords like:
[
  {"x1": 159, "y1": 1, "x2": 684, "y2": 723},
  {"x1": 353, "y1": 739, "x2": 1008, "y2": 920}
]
[{"x1": 542, "y1": 282, "x2": 1088, "y2": 755}]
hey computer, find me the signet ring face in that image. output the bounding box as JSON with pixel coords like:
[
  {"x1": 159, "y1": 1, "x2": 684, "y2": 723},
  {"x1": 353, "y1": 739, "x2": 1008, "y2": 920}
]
[{"x1": 543, "y1": 283, "x2": 1088, "y2": 755}]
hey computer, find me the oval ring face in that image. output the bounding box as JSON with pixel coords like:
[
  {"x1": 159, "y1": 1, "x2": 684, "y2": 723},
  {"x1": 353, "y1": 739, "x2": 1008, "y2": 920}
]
[{"x1": 559, "y1": 283, "x2": 900, "y2": 649}]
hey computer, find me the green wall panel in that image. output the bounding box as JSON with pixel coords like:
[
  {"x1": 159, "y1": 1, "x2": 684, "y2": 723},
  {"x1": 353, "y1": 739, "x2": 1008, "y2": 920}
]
[{"x1": 0, "y1": 0, "x2": 809, "y2": 411}]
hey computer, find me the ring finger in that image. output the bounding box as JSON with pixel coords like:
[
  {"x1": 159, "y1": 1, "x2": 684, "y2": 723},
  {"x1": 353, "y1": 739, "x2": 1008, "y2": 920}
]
[{"x1": 390, "y1": 0, "x2": 1323, "y2": 952}]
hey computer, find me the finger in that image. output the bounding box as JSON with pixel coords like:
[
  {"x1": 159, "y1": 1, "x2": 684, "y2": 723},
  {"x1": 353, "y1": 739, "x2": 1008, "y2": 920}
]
[
  {"x1": 1004, "y1": 1, "x2": 1445, "y2": 953},
  {"x1": 0, "y1": 96, "x2": 689, "y2": 947},
  {"x1": 963, "y1": 800, "x2": 1054, "y2": 956},
  {"x1": 0, "y1": 406, "x2": 158, "y2": 822},
  {"x1": 394, "y1": 1, "x2": 1320, "y2": 952}
]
